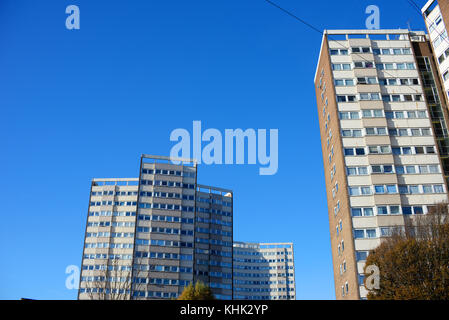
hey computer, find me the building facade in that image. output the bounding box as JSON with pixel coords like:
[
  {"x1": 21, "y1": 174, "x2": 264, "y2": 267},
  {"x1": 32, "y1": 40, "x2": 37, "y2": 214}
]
[
  {"x1": 422, "y1": 0, "x2": 449, "y2": 100},
  {"x1": 233, "y1": 242, "x2": 295, "y2": 300},
  {"x1": 314, "y1": 29, "x2": 449, "y2": 299},
  {"x1": 78, "y1": 154, "x2": 233, "y2": 300}
]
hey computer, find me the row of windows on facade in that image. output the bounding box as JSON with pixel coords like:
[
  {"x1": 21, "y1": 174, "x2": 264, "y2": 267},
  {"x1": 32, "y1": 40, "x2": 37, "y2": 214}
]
[
  {"x1": 91, "y1": 191, "x2": 137, "y2": 196},
  {"x1": 233, "y1": 250, "x2": 293, "y2": 257},
  {"x1": 134, "y1": 251, "x2": 193, "y2": 260},
  {"x1": 233, "y1": 272, "x2": 294, "y2": 278},
  {"x1": 139, "y1": 191, "x2": 232, "y2": 208},
  {"x1": 135, "y1": 238, "x2": 232, "y2": 247},
  {"x1": 140, "y1": 203, "x2": 192, "y2": 211},
  {"x1": 79, "y1": 288, "x2": 130, "y2": 295},
  {"x1": 339, "y1": 109, "x2": 428, "y2": 120},
  {"x1": 335, "y1": 211, "x2": 430, "y2": 239},
  {"x1": 196, "y1": 270, "x2": 232, "y2": 278},
  {"x1": 89, "y1": 211, "x2": 135, "y2": 217},
  {"x1": 81, "y1": 265, "x2": 193, "y2": 282},
  {"x1": 132, "y1": 291, "x2": 234, "y2": 300},
  {"x1": 234, "y1": 295, "x2": 294, "y2": 300},
  {"x1": 234, "y1": 287, "x2": 293, "y2": 293},
  {"x1": 336, "y1": 93, "x2": 423, "y2": 103},
  {"x1": 330, "y1": 47, "x2": 412, "y2": 56},
  {"x1": 137, "y1": 214, "x2": 232, "y2": 227},
  {"x1": 234, "y1": 280, "x2": 295, "y2": 285},
  {"x1": 87, "y1": 221, "x2": 135, "y2": 227},
  {"x1": 348, "y1": 183, "x2": 445, "y2": 196},
  {"x1": 140, "y1": 179, "x2": 195, "y2": 189},
  {"x1": 86, "y1": 226, "x2": 209, "y2": 237},
  {"x1": 340, "y1": 127, "x2": 432, "y2": 138},
  {"x1": 331, "y1": 62, "x2": 416, "y2": 71},
  {"x1": 350, "y1": 204, "x2": 430, "y2": 216},
  {"x1": 333, "y1": 199, "x2": 435, "y2": 218},
  {"x1": 90, "y1": 201, "x2": 231, "y2": 217},
  {"x1": 90, "y1": 201, "x2": 137, "y2": 207},
  {"x1": 326, "y1": 109, "x2": 428, "y2": 142},
  {"x1": 233, "y1": 265, "x2": 293, "y2": 271},
  {"x1": 347, "y1": 164, "x2": 440, "y2": 176},
  {"x1": 233, "y1": 257, "x2": 293, "y2": 263},
  {"x1": 197, "y1": 259, "x2": 232, "y2": 268},
  {"x1": 353, "y1": 226, "x2": 407, "y2": 239},
  {"x1": 335, "y1": 77, "x2": 420, "y2": 86},
  {"x1": 343, "y1": 145, "x2": 436, "y2": 156},
  {"x1": 136, "y1": 226, "x2": 229, "y2": 237},
  {"x1": 141, "y1": 168, "x2": 195, "y2": 177}
]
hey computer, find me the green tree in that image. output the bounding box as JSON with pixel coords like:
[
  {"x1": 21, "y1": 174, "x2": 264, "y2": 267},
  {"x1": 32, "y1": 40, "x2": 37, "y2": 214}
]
[
  {"x1": 177, "y1": 281, "x2": 215, "y2": 300},
  {"x1": 364, "y1": 203, "x2": 449, "y2": 300}
]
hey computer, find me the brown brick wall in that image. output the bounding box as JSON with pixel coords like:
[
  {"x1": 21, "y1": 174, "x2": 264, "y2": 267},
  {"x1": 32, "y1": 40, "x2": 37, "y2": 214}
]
[{"x1": 314, "y1": 35, "x2": 360, "y2": 300}]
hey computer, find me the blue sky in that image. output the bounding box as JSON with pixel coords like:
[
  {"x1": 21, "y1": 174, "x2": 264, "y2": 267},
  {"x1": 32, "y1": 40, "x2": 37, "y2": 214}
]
[{"x1": 0, "y1": 0, "x2": 429, "y2": 300}]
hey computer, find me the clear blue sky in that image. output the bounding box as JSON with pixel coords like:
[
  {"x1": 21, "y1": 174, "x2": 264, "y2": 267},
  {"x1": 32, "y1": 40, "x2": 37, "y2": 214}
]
[{"x1": 0, "y1": 0, "x2": 428, "y2": 300}]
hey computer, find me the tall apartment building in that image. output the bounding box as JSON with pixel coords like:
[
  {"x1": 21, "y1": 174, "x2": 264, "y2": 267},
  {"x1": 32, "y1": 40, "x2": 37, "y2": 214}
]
[
  {"x1": 78, "y1": 154, "x2": 233, "y2": 300},
  {"x1": 314, "y1": 29, "x2": 449, "y2": 299},
  {"x1": 421, "y1": 1, "x2": 449, "y2": 186},
  {"x1": 233, "y1": 242, "x2": 295, "y2": 300},
  {"x1": 422, "y1": 0, "x2": 449, "y2": 99}
]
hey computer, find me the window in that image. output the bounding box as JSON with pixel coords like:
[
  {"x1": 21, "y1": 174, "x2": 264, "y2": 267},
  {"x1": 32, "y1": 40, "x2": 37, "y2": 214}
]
[
  {"x1": 351, "y1": 207, "x2": 374, "y2": 217},
  {"x1": 377, "y1": 206, "x2": 388, "y2": 215},
  {"x1": 354, "y1": 230, "x2": 365, "y2": 239},
  {"x1": 375, "y1": 185, "x2": 385, "y2": 194},
  {"x1": 342, "y1": 129, "x2": 362, "y2": 137},
  {"x1": 332, "y1": 63, "x2": 352, "y2": 71},
  {"x1": 390, "y1": 206, "x2": 400, "y2": 214},
  {"x1": 331, "y1": 49, "x2": 349, "y2": 55},
  {"x1": 335, "y1": 79, "x2": 355, "y2": 86},
  {"x1": 368, "y1": 145, "x2": 391, "y2": 154},
  {"x1": 349, "y1": 186, "x2": 372, "y2": 196},
  {"x1": 344, "y1": 147, "x2": 365, "y2": 156},
  {"x1": 354, "y1": 229, "x2": 377, "y2": 239},
  {"x1": 354, "y1": 61, "x2": 374, "y2": 69},
  {"x1": 337, "y1": 95, "x2": 357, "y2": 102},
  {"x1": 339, "y1": 111, "x2": 360, "y2": 119},
  {"x1": 347, "y1": 166, "x2": 368, "y2": 176},
  {"x1": 366, "y1": 229, "x2": 376, "y2": 238}
]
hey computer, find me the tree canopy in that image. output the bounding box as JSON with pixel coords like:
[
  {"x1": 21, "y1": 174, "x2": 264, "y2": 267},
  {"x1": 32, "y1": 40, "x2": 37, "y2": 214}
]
[
  {"x1": 177, "y1": 281, "x2": 215, "y2": 300},
  {"x1": 364, "y1": 203, "x2": 449, "y2": 300}
]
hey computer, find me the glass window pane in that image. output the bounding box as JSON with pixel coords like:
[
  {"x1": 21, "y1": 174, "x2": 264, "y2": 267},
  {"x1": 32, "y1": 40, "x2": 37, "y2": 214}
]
[
  {"x1": 364, "y1": 208, "x2": 374, "y2": 216},
  {"x1": 354, "y1": 230, "x2": 365, "y2": 239},
  {"x1": 390, "y1": 206, "x2": 400, "y2": 214},
  {"x1": 402, "y1": 206, "x2": 412, "y2": 214},
  {"x1": 366, "y1": 229, "x2": 377, "y2": 238},
  {"x1": 351, "y1": 208, "x2": 362, "y2": 216},
  {"x1": 387, "y1": 185, "x2": 397, "y2": 193}
]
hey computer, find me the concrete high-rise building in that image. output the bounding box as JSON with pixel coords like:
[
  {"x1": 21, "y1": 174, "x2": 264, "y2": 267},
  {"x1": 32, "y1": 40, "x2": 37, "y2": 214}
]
[
  {"x1": 314, "y1": 29, "x2": 449, "y2": 299},
  {"x1": 78, "y1": 154, "x2": 233, "y2": 300},
  {"x1": 233, "y1": 242, "x2": 295, "y2": 300},
  {"x1": 422, "y1": 0, "x2": 449, "y2": 100}
]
